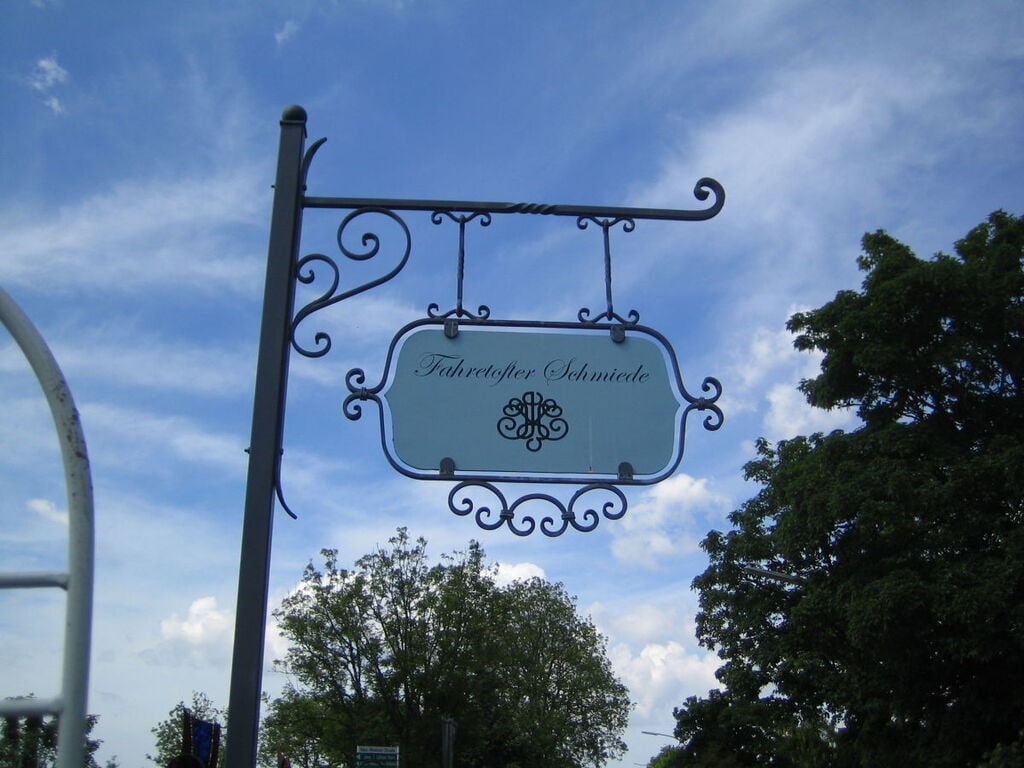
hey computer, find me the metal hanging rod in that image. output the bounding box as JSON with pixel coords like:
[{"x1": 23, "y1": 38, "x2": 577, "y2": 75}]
[{"x1": 302, "y1": 183, "x2": 725, "y2": 221}]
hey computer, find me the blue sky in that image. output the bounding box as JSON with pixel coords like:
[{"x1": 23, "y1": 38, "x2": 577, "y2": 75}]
[{"x1": 2, "y1": 2, "x2": 1022, "y2": 767}]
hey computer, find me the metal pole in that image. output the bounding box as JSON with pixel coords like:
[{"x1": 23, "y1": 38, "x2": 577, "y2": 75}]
[
  {"x1": 0, "y1": 287, "x2": 94, "y2": 768},
  {"x1": 226, "y1": 105, "x2": 307, "y2": 768}
]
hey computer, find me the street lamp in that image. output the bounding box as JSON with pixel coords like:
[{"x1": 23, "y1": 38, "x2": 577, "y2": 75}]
[
  {"x1": 739, "y1": 565, "x2": 807, "y2": 585},
  {"x1": 641, "y1": 730, "x2": 678, "y2": 740}
]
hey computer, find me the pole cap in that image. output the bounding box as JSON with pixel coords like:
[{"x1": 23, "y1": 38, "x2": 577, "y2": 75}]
[{"x1": 280, "y1": 105, "x2": 307, "y2": 124}]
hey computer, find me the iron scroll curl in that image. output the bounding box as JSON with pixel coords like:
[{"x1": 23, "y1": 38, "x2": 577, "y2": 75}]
[
  {"x1": 291, "y1": 207, "x2": 412, "y2": 357},
  {"x1": 448, "y1": 482, "x2": 628, "y2": 537},
  {"x1": 689, "y1": 375, "x2": 725, "y2": 432}
]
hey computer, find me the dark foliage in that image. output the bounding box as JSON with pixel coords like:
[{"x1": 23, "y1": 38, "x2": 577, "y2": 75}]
[
  {"x1": 672, "y1": 212, "x2": 1024, "y2": 767},
  {"x1": 1, "y1": 697, "x2": 105, "y2": 768}
]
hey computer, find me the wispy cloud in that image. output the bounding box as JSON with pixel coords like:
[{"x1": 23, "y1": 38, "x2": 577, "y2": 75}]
[
  {"x1": 0, "y1": 168, "x2": 266, "y2": 294},
  {"x1": 27, "y1": 498, "x2": 68, "y2": 525},
  {"x1": 274, "y1": 20, "x2": 300, "y2": 46},
  {"x1": 28, "y1": 54, "x2": 68, "y2": 113},
  {"x1": 625, "y1": 6, "x2": 1024, "y2": 335},
  {"x1": 81, "y1": 402, "x2": 248, "y2": 476},
  {"x1": 0, "y1": 391, "x2": 65, "y2": 468},
  {"x1": 42, "y1": 96, "x2": 64, "y2": 114},
  {"x1": 611, "y1": 474, "x2": 731, "y2": 568},
  {"x1": 720, "y1": 320, "x2": 856, "y2": 443},
  {"x1": 51, "y1": 331, "x2": 254, "y2": 398},
  {"x1": 29, "y1": 55, "x2": 67, "y2": 91},
  {"x1": 3, "y1": 8, "x2": 1020, "y2": 768}
]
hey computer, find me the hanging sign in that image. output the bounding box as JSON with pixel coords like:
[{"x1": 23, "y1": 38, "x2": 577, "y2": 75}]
[{"x1": 357, "y1": 320, "x2": 698, "y2": 483}]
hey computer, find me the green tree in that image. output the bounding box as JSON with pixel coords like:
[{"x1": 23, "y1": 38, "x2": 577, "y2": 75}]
[
  {"x1": 261, "y1": 528, "x2": 630, "y2": 768},
  {"x1": 148, "y1": 692, "x2": 225, "y2": 768},
  {"x1": 1, "y1": 696, "x2": 107, "y2": 768},
  {"x1": 646, "y1": 744, "x2": 683, "y2": 768},
  {"x1": 676, "y1": 211, "x2": 1024, "y2": 767}
]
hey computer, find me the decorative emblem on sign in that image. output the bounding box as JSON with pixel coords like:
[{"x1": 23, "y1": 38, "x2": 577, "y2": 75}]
[{"x1": 497, "y1": 391, "x2": 568, "y2": 451}]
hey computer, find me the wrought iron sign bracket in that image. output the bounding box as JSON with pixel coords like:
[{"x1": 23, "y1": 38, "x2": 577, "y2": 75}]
[
  {"x1": 284, "y1": 109, "x2": 725, "y2": 538},
  {"x1": 227, "y1": 105, "x2": 725, "y2": 768}
]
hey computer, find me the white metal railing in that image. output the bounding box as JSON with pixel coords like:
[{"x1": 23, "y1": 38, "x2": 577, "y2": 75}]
[{"x1": 0, "y1": 286, "x2": 95, "y2": 768}]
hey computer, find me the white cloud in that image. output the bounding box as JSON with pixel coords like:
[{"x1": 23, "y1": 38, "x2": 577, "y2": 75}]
[
  {"x1": 763, "y1": 382, "x2": 853, "y2": 441},
  {"x1": 0, "y1": 168, "x2": 266, "y2": 294},
  {"x1": 721, "y1": 320, "x2": 857, "y2": 443},
  {"x1": 27, "y1": 497, "x2": 67, "y2": 525},
  {"x1": 611, "y1": 474, "x2": 730, "y2": 567},
  {"x1": 81, "y1": 402, "x2": 247, "y2": 475},
  {"x1": 597, "y1": 601, "x2": 676, "y2": 645},
  {"x1": 159, "y1": 596, "x2": 233, "y2": 663},
  {"x1": 29, "y1": 55, "x2": 68, "y2": 92},
  {"x1": 494, "y1": 560, "x2": 545, "y2": 587},
  {"x1": 27, "y1": 55, "x2": 68, "y2": 114},
  {"x1": 52, "y1": 331, "x2": 253, "y2": 397},
  {"x1": 625, "y1": 10, "x2": 1020, "y2": 336},
  {"x1": 611, "y1": 640, "x2": 719, "y2": 719},
  {"x1": 726, "y1": 325, "x2": 805, "y2": 405},
  {"x1": 274, "y1": 20, "x2": 300, "y2": 45},
  {"x1": 2, "y1": 9, "x2": 1018, "y2": 768},
  {"x1": 264, "y1": 587, "x2": 299, "y2": 669},
  {"x1": 642, "y1": 47, "x2": 954, "y2": 233}
]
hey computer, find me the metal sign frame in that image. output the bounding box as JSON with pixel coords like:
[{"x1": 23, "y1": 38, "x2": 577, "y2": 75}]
[
  {"x1": 225, "y1": 105, "x2": 725, "y2": 768},
  {"x1": 350, "y1": 319, "x2": 719, "y2": 484},
  {"x1": 344, "y1": 316, "x2": 721, "y2": 536}
]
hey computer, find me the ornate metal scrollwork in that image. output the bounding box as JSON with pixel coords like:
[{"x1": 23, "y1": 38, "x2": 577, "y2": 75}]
[
  {"x1": 576, "y1": 216, "x2": 641, "y2": 335},
  {"x1": 426, "y1": 211, "x2": 492, "y2": 321},
  {"x1": 291, "y1": 207, "x2": 412, "y2": 357},
  {"x1": 685, "y1": 375, "x2": 725, "y2": 431},
  {"x1": 342, "y1": 367, "x2": 379, "y2": 421},
  {"x1": 425, "y1": 304, "x2": 492, "y2": 320},
  {"x1": 281, "y1": 126, "x2": 725, "y2": 535},
  {"x1": 496, "y1": 391, "x2": 569, "y2": 451},
  {"x1": 447, "y1": 481, "x2": 627, "y2": 537}
]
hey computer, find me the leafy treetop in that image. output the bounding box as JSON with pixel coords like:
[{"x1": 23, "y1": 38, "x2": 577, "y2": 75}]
[{"x1": 668, "y1": 211, "x2": 1024, "y2": 768}]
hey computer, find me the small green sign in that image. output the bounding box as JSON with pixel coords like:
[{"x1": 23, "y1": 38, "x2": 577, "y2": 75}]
[{"x1": 356, "y1": 746, "x2": 398, "y2": 767}]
